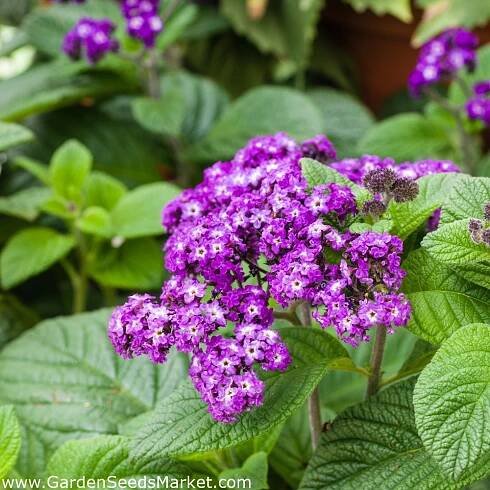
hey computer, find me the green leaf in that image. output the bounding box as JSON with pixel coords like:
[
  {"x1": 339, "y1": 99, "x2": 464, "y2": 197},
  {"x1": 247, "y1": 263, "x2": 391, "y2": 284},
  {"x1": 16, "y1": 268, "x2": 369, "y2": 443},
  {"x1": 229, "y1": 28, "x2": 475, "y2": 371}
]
[
  {"x1": 160, "y1": 71, "x2": 229, "y2": 143},
  {"x1": 0, "y1": 122, "x2": 34, "y2": 151},
  {"x1": 14, "y1": 156, "x2": 50, "y2": 185},
  {"x1": 0, "y1": 406, "x2": 21, "y2": 479},
  {"x1": 389, "y1": 172, "x2": 461, "y2": 238},
  {"x1": 131, "y1": 327, "x2": 350, "y2": 460},
  {"x1": 49, "y1": 139, "x2": 93, "y2": 201},
  {"x1": 0, "y1": 295, "x2": 37, "y2": 350},
  {"x1": 402, "y1": 249, "x2": 490, "y2": 344},
  {"x1": 77, "y1": 207, "x2": 112, "y2": 238},
  {"x1": 221, "y1": 0, "x2": 324, "y2": 69},
  {"x1": 452, "y1": 262, "x2": 490, "y2": 289},
  {"x1": 219, "y1": 452, "x2": 269, "y2": 490},
  {"x1": 0, "y1": 187, "x2": 50, "y2": 221},
  {"x1": 346, "y1": 0, "x2": 412, "y2": 21},
  {"x1": 47, "y1": 435, "x2": 198, "y2": 480},
  {"x1": 0, "y1": 228, "x2": 75, "y2": 289},
  {"x1": 157, "y1": 3, "x2": 199, "y2": 51},
  {"x1": 111, "y1": 182, "x2": 181, "y2": 238},
  {"x1": 414, "y1": 324, "x2": 490, "y2": 482},
  {"x1": 83, "y1": 171, "x2": 127, "y2": 211},
  {"x1": 422, "y1": 219, "x2": 490, "y2": 265},
  {"x1": 132, "y1": 89, "x2": 187, "y2": 137},
  {"x1": 89, "y1": 238, "x2": 163, "y2": 290},
  {"x1": 307, "y1": 88, "x2": 374, "y2": 158},
  {"x1": 300, "y1": 158, "x2": 371, "y2": 203},
  {"x1": 440, "y1": 175, "x2": 490, "y2": 225},
  {"x1": 188, "y1": 86, "x2": 323, "y2": 163},
  {"x1": 358, "y1": 113, "x2": 452, "y2": 161},
  {"x1": 0, "y1": 309, "x2": 188, "y2": 477},
  {"x1": 299, "y1": 380, "x2": 456, "y2": 490}
]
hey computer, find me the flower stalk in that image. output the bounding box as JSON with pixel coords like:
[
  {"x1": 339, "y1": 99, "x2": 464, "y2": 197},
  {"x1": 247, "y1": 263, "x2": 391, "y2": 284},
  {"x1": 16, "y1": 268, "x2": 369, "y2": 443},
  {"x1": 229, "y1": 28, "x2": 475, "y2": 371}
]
[{"x1": 365, "y1": 324, "x2": 387, "y2": 398}]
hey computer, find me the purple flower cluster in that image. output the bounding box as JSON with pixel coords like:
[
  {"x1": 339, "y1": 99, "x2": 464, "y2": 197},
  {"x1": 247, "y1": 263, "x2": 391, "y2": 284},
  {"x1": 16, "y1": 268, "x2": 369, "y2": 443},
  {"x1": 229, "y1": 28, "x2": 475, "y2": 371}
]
[
  {"x1": 408, "y1": 28, "x2": 478, "y2": 96},
  {"x1": 121, "y1": 0, "x2": 163, "y2": 48},
  {"x1": 468, "y1": 203, "x2": 490, "y2": 246},
  {"x1": 109, "y1": 133, "x2": 415, "y2": 422},
  {"x1": 62, "y1": 17, "x2": 118, "y2": 63},
  {"x1": 466, "y1": 81, "x2": 490, "y2": 126}
]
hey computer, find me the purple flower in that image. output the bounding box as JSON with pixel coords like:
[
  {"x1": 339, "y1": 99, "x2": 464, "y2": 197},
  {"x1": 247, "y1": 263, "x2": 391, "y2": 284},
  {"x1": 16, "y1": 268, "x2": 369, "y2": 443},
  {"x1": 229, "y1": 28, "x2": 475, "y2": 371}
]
[
  {"x1": 466, "y1": 80, "x2": 490, "y2": 126},
  {"x1": 121, "y1": 0, "x2": 163, "y2": 48},
  {"x1": 62, "y1": 17, "x2": 118, "y2": 63},
  {"x1": 408, "y1": 28, "x2": 478, "y2": 97}
]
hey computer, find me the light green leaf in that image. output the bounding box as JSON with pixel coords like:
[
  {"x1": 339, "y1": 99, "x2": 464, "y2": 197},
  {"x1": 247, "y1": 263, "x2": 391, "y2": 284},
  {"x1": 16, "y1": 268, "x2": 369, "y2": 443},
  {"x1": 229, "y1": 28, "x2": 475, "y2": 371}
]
[
  {"x1": 89, "y1": 238, "x2": 163, "y2": 290},
  {"x1": 132, "y1": 89, "x2": 186, "y2": 137},
  {"x1": 452, "y1": 262, "x2": 490, "y2": 290},
  {"x1": 346, "y1": 0, "x2": 412, "y2": 21},
  {"x1": 414, "y1": 324, "x2": 490, "y2": 481},
  {"x1": 422, "y1": 219, "x2": 490, "y2": 265},
  {"x1": 131, "y1": 327, "x2": 350, "y2": 460},
  {"x1": 299, "y1": 380, "x2": 456, "y2": 490},
  {"x1": 389, "y1": 172, "x2": 461, "y2": 238},
  {"x1": 219, "y1": 452, "x2": 269, "y2": 490},
  {"x1": 402, "y1": 249, "x2": 490, "y2": 344},
  {"x1": 14, "y1": 156, "x2": 50, "y2": 185},
  {"x1": 157, "y1": 4, "x2": 199, "y2": 51},
  {"x1": 358, "y1": 113, "x2": 452, "y2": 161},
  {"x1": 111, "y1": 182, "x2": 181, "y2": 238},
  {"x1": 160, "y1": 71, "x2": 229, "y2": 143},
  {"x1": 50, "y1": 140, "x2": 93, "y2": 201},
  {"x1": 440, "y1": 175, "x2": 490, "y2": 225},
  {"x1": 47, "y1": 435, "x2": 198, "y2": 481},
  {"x1": 41, "y1": 194, "x2": 77, "y2": 220},
  {"x1": 300, "y1": 157, "x2": 371, "y2": 203},
  {"x1": 0, "y1": 406, "x2": 21, "y2": 479},
  {"x1": 0, "y1": 309, "x2": 188, "y2": 477},
  {"x1": 0, "y1": 187, "x2": 50, "y2": 221},
  {"x1": 83, "y1": 171, "x2": 127, "y2": 211},
  {"x1": 221, "y1": 0, "x2": 324, "y2": 69},
  {"x1": 189, "y1": 86, "x2": 323, "y2": 163},
  {"x1": 77, "y1": 207, "x2": 112, "y2": 238},
  {"x1": 0, "y1": 122, "x2": 34, "y2": 151},
  {"x1": 0, "y1": 227, "x2": 75, "y2": 289},
  {"x1": 307, "y1": 88, "x2": 374, "y2": 158}
]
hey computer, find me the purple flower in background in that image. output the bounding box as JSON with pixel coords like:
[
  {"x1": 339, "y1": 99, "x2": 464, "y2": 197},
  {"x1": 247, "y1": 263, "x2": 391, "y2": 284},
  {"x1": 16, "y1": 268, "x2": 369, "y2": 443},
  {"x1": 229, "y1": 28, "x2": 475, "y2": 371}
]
[
  {"x1": 121, "y1": 0, "x2": 163, "y2": 48},
  {"x1": 466, "y1": 80, "x2": 490, "y2": 126},
  {"x1": 408, "y1": 28, "x2": 478, "y2": 97},
  {"x1": 62, "y1": 17, "x2": 118, "y2": 63}
]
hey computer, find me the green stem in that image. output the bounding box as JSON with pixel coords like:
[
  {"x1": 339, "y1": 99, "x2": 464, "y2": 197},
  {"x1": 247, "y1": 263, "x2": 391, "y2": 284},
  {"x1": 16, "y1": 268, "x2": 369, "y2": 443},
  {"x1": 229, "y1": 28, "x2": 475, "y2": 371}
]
[
  {"x1": 297, "y1": 302, "x2": 322, "y2": 451},
  {"x1": 365, "y1": 325, "x2": 387, "y2": 398}
]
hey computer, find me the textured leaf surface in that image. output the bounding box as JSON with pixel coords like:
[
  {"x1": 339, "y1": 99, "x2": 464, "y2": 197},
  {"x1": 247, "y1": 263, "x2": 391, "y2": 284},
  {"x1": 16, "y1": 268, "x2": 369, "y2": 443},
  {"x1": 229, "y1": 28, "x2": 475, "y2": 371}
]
[
  {"x1": 299, "y1": 380, "x2": 453, "y2": 490},
  {"x1": 389, "y1": 173, "x2": 461, "y2": 238},
  {"x1": 0, "y1": 406, "x2": 21, "y2": 479},
  {"x1": 422, "y1": 219, "x2": 490, "y2": 265},
  {"x1": 440, "y1": 175, "x2": 490, "y2": 224},
  {"x1": 0, "y1": 187, "x2": 50, "y2": 221},
  {"x1": 189, "y1": 87, "x2": 323, "y2": 163},
  {"x1": 0, "y1": 228, "x2": 75, "y2": 289},
  {"x1": 0, "y1": 309, "x2": 187, "y2": 477},
  {"x1": 111, "y1": 182, "x2": 180, "y2": 238},
  {"x1": 414, "y1": 324, "x2": 490, "y2": 481},
  {"x1": 402, "y1": 249, "x2": 490, "y2": 344},
  {"x1": 47, "y1": 435, "x2": 196, "y2": 480},
  {"x1": 131, "y1": 328, "x2": 350, "y2": 460},
  {"x1": 0, "y1": 122, "x2": 34, "y2": 151}
]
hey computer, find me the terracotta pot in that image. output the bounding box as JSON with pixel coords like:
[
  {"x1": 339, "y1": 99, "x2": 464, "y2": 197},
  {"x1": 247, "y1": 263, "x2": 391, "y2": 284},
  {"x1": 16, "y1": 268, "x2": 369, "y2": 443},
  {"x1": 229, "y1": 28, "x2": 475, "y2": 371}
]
[{"x1": 322, "y1": 0, "x2": 490, "y2": 114}]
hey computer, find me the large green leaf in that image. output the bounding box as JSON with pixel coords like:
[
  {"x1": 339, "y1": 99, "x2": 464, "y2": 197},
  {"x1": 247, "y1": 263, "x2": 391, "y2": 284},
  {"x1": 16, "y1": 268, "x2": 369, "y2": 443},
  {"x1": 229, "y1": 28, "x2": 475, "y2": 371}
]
[
  {"x1": 219, "y1": 452, "x2": 269, "y2": 490},
  {"x1": 0, "y1": 227, "x2": 75, "y2": 289},
  {"x1": 221, "y1": 0, "x2": 324, "y2": 69},
  {"x1": 389, "y1": 172, "x2": 461, "y2": 238},
  {"x1": 131, "y1": 327, "x2": 351, "y2": 460},
  {"x1": 0, "y1": 406, "x2": 21, "y2": 479},
  {"x1": 414, "y1": 324, "x2": 490, "y2": 482},
  {"x1": 0, "y1": 187, "x2": 50, "y2": 221},
  {"x1": 422, "y1": 219, "x2": 490, "y2": 265},
  {"x1": 83, "y1": 171, "x2": 127, "y2": 211},
  {"x1": 188, "y1": 86, "x2": 323, "y2": 163},
  {"x1": 358, "y1": 113, "x2": 452, "y2": 161},
  {"x1": 0, "y1": 122, "x2": 33, "y2": 151},
  {"x1": 89, "y1": 238, "x2": 164, "y2": 290},
  {"x1": 307, "y1": 88, "x2": 374, "y2": 158},
  {"x1": 111, "y1": 182, "x2": 181, "y2": 238},
  {"x1": 299, "y1": 380, "x2": 455, "y2": 490},
  {"x1": 0, "y1": 295, "x2": 37, "y2": 351},
  {"x1": 402, "y1": 249, "x2": 490, "y2": 344},
  {"x1": 440, "y1": 175, "x2": 490, "y2": 225},
  {"x1": 0, "y1": 309, "x2": 188, "y2": 477},
  {"x1": 47, "y1": 435, "x2": 198, "y2": 481}
]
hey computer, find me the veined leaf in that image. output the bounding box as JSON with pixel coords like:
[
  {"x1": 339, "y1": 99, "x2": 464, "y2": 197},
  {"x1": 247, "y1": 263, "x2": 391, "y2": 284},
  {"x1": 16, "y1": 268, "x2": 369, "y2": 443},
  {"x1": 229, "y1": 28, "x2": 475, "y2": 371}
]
[{"x1": 0, "y1": 406, "x2": 21, "y2": 479}]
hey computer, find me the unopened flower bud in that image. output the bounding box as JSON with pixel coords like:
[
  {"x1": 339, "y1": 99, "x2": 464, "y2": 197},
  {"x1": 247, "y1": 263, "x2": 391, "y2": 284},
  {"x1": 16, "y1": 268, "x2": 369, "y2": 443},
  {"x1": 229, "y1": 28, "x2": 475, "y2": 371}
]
[
  {"x1": 483, "y1": 202, "x2": 490, "y2": 222},
  {"x1": 469, "y1": 218, "x2": 483, "y2": 232},
  {"x1": 391, "y1": 177, "x2": 419, "y2": 203},
  {"x1": 363, "y1": 168, "x2": 397, "y2": 194},
  {"x1": 362, "y1": 199, "x2": 387, "y2": 217}
]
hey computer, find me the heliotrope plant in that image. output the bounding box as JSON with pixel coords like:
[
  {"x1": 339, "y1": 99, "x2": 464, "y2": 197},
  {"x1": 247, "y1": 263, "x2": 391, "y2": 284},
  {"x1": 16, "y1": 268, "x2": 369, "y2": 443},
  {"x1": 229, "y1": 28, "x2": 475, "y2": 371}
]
[{"x1": 108, "y1": 133, "x2": 461, "y2": 424}]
